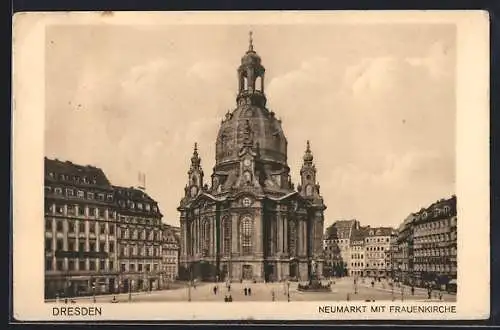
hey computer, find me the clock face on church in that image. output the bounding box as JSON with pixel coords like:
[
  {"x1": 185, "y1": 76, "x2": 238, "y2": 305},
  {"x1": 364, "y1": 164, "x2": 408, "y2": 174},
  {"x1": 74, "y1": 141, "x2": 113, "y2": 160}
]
[
  {"x1": 190, "y1": 186, "x2": 198, "y2": 197},
  {"x1": 243, "y1": 159, "x2": 251, "y2": 167},
  {"x1": 242, "y1": 197, "x2": 252, "y2": 207}
]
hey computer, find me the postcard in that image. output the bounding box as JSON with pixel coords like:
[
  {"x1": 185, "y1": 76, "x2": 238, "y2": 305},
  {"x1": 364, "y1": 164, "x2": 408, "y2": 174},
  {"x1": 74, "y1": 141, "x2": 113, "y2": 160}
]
[{"x1": 12, "y1": 10, "x2": 489, "y2": 321}]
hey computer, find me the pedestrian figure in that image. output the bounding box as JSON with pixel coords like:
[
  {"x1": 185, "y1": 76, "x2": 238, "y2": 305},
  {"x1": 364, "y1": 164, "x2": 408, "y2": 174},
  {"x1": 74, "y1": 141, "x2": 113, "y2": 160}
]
[
  {"x1": 347, "y1": 293, "x2": 350, "y2": 301},
  {"x1": 224, "y1": 295, "x2": 228, "y2": 302},
  {"x1": 71, "y1": 299, "x2": 76, "y2": 304},
  {"x1": 111, "y1": 296, "x2": 118, "y2": 303},
  {"x1": 427, "y1": 288, "x2": 432, "y2": 300},
  {"x1": 244, "y1": 288, "x2": 248, "y2": 296},
  {"x1": 248, "y1": 287, "x2": 252, "y2": 296},
  {"x1": 228, "y1": 295, "x2": 233, "y2": 302},
  {"x1": 371, "y1": 281, "x2": 374, "y2": 288},
  {"x1": 64, "y1": 298, "x2": 68, "y2": 304},
  {"x1": 213, "y1": 286, "x2": 217, "y2": 295},
  {"x1": 228, "y1": 284, "x2": 231, "y2": 292},
  {"x1": 439, "y1": 292, "x2": 443, "y2": 301},
  {"x1": 271, "y1": 290, "x2": 275, "y2": 301},
  {"x1": 411, "y1": 286, "x2": 415, "y2": 296}
]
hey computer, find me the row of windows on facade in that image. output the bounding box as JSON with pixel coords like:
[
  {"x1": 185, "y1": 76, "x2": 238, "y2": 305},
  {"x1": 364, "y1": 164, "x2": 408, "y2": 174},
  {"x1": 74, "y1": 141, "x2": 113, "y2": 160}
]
[
  {"x1": 120, "y1": 263, "x2": 160, "y2": 272},
  {"x1": 413, "y1": 232, "x2": 457, "y2": 243},
  {"x1": 46, "y1": 238, "x2": 115, "y2": 253},
  {"x1": 48, "y1": 172, "x2": 97, "y2": 184},
  {"x1": 414, "y1": 216, "x2": 457, "y2": 231},
  {"x1": 119, "y1": 228, "x2": 162, "y2": 241},
  {"x1": 413, "y1": 248, "x2": 457, "y2": 257},
  {"x1": 119, "y1": 245, "x2": 161, "y2": 257},
  {"x1": 46, "y1": 219, "x2": 163, "y2": 241},
  {"x1": 46, "y1": 204, "x2": 114, "y2": 218},
  {"x1": 118, "y1": 216, "x2": 161, "y2": 227},
  {"x1": 46, "y1": 258, "x2": 114, "y2": 272},
  {"x1": 46, "y1": 219, "x2": 116, "y2": 235},
  {"x1": 325, "y1": 245, "x2": 390, "y2": 252},
  {"x1": 364, "y1": 262, "x2": 391, "y2": 268},
  {"x1": 413, "y1": 264, "x2": 457, "y2": 272},
  {"x1": 163, "y1": 258, "x2": 177, "y2": 264},
  {"x1": 46, "y1": 186, "x2": 158, "y2": 212},
  {"x1": 417, "y1": 206, "x2": 454, "y2": 221}
]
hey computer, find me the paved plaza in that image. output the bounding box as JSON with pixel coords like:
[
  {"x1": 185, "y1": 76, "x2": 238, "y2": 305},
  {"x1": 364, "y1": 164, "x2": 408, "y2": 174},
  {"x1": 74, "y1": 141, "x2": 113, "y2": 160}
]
[{"x1": 50, "y1": 277, "x2": 456, "y2": 304}]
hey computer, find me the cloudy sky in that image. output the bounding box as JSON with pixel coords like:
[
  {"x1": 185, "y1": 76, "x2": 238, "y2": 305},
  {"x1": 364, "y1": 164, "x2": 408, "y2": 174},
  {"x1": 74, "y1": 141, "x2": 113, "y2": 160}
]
[{"x1": 45, "y1": 23, "x2": 456, "y2": 228}]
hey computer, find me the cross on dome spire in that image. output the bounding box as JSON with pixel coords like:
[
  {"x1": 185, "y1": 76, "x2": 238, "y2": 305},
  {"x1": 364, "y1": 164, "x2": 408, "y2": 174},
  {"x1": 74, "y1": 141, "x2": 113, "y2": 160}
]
[{"x1": 248, "y1": 31, "x2": 254, "y2": 52}]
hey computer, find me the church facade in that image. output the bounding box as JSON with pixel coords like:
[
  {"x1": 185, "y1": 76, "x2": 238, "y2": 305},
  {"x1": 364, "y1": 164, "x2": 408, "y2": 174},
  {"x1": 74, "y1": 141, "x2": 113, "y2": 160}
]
[{"x1": 178, "y1": 34, "x2": 326, "y2": 282}]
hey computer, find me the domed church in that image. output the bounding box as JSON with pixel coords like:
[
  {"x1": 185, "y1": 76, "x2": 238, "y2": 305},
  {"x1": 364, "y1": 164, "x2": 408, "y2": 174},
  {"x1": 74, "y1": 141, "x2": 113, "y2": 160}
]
[{"x1": 178, "y1": 33, "x2": 326, "y2": 282}]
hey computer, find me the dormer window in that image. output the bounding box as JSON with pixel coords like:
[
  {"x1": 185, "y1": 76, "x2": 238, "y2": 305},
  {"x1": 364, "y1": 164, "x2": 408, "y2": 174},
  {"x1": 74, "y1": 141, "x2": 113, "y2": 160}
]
[
  {"x1": 97, "y1": 193, "x2": 105, "y2": 201},
  {"x1": 77, "y1": 190, "x2": 84, "y2": 198},
  {"x1": 66, "y1": 188, "x2": 74, "y2": 197},
  {"x1": 145, "y1": 204, "x2": 151, "y2": 211},
  {"x1": 54, "y1": 187, "x2": 62, "y2": 195},
  {"x1": 83, "y1": 177, "x2": 89, "y2": 184},
  {"x1": 138, "y1": 203, "x2": 143, "y2": 210},
  {"x1": 87, "y1": 192, "x2": 94, "y2": 200},
  {"x1": 107, "y1": 194, "x2": 113, "y2": 201}
]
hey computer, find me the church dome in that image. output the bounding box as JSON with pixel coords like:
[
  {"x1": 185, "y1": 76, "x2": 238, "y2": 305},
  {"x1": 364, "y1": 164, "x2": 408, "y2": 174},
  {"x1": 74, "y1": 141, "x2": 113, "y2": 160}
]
[
  {"x1": 215, "y1": 106, "x2": 288, "y2": 167},
  {"x1": 214, "y1": 32, "x2": 288, "y2": 170}
]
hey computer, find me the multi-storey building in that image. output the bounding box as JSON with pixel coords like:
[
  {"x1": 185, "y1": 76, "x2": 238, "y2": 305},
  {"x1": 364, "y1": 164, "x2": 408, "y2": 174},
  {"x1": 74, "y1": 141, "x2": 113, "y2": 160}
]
[
  {"x1": 44, "y1": 158, "x2": 166, "y2": 299},
  {"x1": 349, "y1": 227, "x2": 367, "y2": 277},
  {"x1": 412, "y1": 196, "x2": 457, "y2": 287},
  {"x1": 394, "y1": 214, "x2": 415, "y2": 284},
  {"x1": 364, "y1": 227, "x2": 393, "y2": 278},
  {"x1": 114, "y1": 186, "x2": 164, "y2": 293},
  {"x1": 162, "y1": 224, "x2": 180, "y2": 281},
  {"x1": 323, "y1": 220, "x2": 359, "y2": 277},
  {"x1": 44, "y1": 158, "x2": 118, "y2": 298}
]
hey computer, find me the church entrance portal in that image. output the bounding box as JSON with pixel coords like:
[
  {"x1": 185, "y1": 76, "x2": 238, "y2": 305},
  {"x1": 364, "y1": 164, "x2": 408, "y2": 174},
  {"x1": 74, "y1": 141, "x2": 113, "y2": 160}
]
[
  {"x1": 242, "y1": 265, "x2": 253, "y2": 280},
  {"x1": 264, "y1": 263, "x2": 275, "y2": 282},
  {"x1": 289, "y1": 260, "x2": 298, "y2": 280}
]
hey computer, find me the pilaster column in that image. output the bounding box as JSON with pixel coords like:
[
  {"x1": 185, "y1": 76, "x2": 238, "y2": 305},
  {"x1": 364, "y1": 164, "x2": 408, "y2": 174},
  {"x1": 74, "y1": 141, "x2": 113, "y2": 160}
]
[
  {"x1": 231, "y1": 213, "x2": 238, "y2": 254},
  {"x1": 283, "y1": 217, "x2": 288, "y2": 255},
  {"x1": 254, "y1": 208, "x2": 263, "y2": 257},
  {"x1": 302, "y1": 220, "x2": 307, "y2": 257},
  {"x1": 277, "y1": 211, "x2": 283, "y2": 255}
]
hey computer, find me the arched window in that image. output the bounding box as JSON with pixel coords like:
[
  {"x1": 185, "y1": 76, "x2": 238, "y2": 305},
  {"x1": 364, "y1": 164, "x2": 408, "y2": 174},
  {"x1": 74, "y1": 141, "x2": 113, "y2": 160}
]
[
  {"x1": 255, "y1": 76, "x2": 263, "y2": 92},
  {"x1": 243, "y1": 77, "x2": 248, "y2": 90},
  {"x1": 240, "y1": 216, "x2": 253, "y2": 255},
  {"x1": 243, "y1": 171, "x2": 252, "y2": 184},
  {"x1": 223, "y1": 217, "x2": 231, "y2": 256}
]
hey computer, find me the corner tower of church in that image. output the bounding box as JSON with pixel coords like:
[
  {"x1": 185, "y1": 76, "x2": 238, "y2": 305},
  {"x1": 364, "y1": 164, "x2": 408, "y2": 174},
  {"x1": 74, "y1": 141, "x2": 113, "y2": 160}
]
[{"x1": 178, "y1": 33, "x2": 326, "y2": 283}]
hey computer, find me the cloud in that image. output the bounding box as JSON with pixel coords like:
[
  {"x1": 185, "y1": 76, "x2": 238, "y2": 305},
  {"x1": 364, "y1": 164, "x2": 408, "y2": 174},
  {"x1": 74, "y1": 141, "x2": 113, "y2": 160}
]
[{"x1": 406, "y1": 41, "x2": 452, "y2": 79}]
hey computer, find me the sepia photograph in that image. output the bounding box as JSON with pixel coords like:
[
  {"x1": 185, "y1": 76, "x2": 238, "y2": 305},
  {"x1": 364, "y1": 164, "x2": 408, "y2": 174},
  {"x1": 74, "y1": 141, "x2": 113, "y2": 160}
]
[{"x1": 12, "y1": 11, "x2": 489, "y2": 320}]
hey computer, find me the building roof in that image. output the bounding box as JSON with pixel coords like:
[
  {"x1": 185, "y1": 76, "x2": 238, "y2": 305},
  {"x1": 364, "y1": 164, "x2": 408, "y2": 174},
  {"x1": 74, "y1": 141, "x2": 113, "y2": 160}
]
[
  {"x1": 45, "y1": 157, "x2": 111, "y2": 187},
  {"x1": 366, "y1": 226, "x2": 394, "y2": 237},
  {"x1": 324, "y1": 219, "x2": 358, "y2": 240},
  {"x1": 350, "y1": 228, "x2": 368, "y2": 242}
]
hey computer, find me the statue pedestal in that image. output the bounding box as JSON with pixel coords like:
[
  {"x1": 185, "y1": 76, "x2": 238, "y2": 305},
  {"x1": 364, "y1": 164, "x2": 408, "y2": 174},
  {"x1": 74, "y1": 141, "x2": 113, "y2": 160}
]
[{"x1": 297, "y1": 275, "x2": 332, "y2": 292}]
